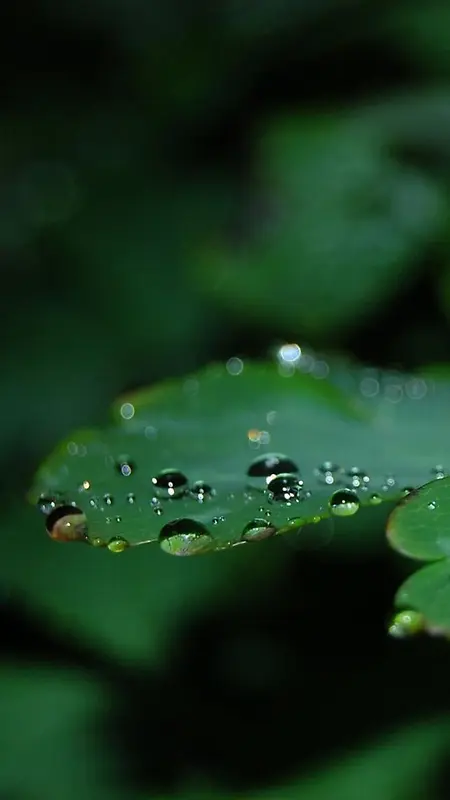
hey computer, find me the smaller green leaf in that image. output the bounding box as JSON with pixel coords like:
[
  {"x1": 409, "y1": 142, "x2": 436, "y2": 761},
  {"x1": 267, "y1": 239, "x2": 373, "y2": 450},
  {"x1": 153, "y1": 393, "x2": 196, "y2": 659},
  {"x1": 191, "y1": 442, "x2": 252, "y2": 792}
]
[
  {"x1": 395, "y1": 560, "x2": 450, "y2": 634},
  {"x1": 387, "y1": 477, "x2": 450, "y2": 560}
]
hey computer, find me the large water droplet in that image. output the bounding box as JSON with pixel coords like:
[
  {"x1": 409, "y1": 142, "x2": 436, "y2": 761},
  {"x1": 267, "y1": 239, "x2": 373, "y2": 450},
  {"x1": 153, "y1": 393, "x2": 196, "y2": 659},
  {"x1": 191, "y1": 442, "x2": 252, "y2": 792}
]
[
  {"x1": 314, "y1": 462, "x2": 343, "y2": 485},
  {"x1": 329, "y1": 489, "x2": 360, "y2": 517},
  {"x1": 241, "y1": 518, "x2": 276, "y2": 541},
  {"x1": 152, "y1": 469, "x2": 188, "y2": 499},
  {"x1": 159, "y1": 518, "x2": 214, "y2": 556},
  {"x1": 46, "y1": 504, "x2": 88, "y2": 542},
  {"x1": 267, "y1": 473, "x2": 304, "y2": 502},
  {"x1": 190, "y1": 481, "x2": 215, "y2": 502},
  {"x1": 247, "y1": 453, "x2": 298, "y2": 480},
  {"x1": 107, "y1": 536, "x2": 129, "y2": 553},
  {"x1": 116, "y1": 459, "x2": 135, "y2": 477}
]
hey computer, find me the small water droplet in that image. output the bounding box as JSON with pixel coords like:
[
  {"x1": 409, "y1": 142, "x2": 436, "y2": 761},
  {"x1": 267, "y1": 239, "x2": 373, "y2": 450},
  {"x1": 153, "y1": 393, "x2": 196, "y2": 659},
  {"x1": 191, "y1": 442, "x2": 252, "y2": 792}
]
[
  {"x1": 329, "y1": 489, "x2": 360, "y2": 517},
  {"x1": 154, "y1": 506, "x2": 164, "y2": 516},
  {"x1": 247, "y1": 453, "x2": 299, "y2": 481},
  {"x1": 431, "y1": 465, "x2": 446, "y2": 480},
  {"x1": 159, "y1": 518, "x2": 214, "y2": 556},
  {"x1": 127, "y1": 493, "x2": 136, "y2": 504},
  {"x1": 152, "y1": 469, "x2": 188, "y2": 499},
  {"x1": 37, "y1": 495, "x2": 60, "y2": 515},
  {"x1": 120, "y1": 402, "x2": 135, "y2": 420},
  {"x1": 226, "y1": 357, "x2": 244, "y2": 376},
  {"x1": 107, "y1": 536, "x2": 129, "y2": 554},
  {"x1": 346, "y1": 467, "x2": 370, "y2": 489},
  {"x1": 79, "y1": 480, "x2": 91, "y2": 491},
  {"x1": 212, "y1": 515, "x2": 225, "y2": 525},
  {"x1": 89, "y1": 497, "x2": 98, "y2": 508},
  {"x1": 104, "y1": 494, "x2": 114, "y2": 506},
  {"x1": 46, "y1": 505, "x2": 88, "y2": 542},
  {"x1": 241, "y1": 518, "x2": 276, "y2": 541},
  {"x1": 116, "y1": 459, "x2": 135, "y2": 477},
  {"x1": 428, "y1": 501, "x2": 437, "y2": 510},
  {"x1": 190, "y1": 481, "x2": 215, "y2": 501},
  {"x1": 369, "y1": 493, "x2": 382, "y2": 505},
  {"x1": 267, "y1": 473, "x2": 304, "y2": 502},
  {"x1": 401, "y1": 487, "x2": 414, "y2": 496},
  {"x1": 115, "y1": 516, "x2": 122, "y2": 523},
  {"x1": 385, "y1": 475, "x2": 396, "y2": 488},
  {"x1": 314, "y1": 462, "x2": 343, "y2": 486},
  {"x1": 90, "y1": 537, "x2": 106, "y2": 547}
]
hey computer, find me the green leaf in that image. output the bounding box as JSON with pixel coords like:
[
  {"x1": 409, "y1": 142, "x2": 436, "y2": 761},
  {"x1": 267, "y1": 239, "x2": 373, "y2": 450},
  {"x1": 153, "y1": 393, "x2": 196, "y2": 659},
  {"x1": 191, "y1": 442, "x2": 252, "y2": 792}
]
[
  {"x1": 29, "y1": 358, "x2": 450, "y2": 554},
  {"x1": 255, "y1": 719, "x2": 450, "y2": 800},
  {"x1": 395, "y1": 560, "x2": 450, "y2": 633},
  {"x1": 387, "y1": 477, "x2": 450, "y2": 561},
  {"x1": 195, "y1": 111, "x2": 445, "y2": 338}
]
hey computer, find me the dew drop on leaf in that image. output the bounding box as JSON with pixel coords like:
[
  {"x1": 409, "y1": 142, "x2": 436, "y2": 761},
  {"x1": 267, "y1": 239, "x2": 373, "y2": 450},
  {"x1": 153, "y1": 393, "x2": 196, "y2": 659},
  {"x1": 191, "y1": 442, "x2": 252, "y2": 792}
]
[
  {"x1": 104, "y1": 494, "x2": 114, "y2": 506},
  {"x1": 431, "y1": 465, "x2": 446, "y2": 479},
  {"x1": 329, "y1": 489, "x2": 360, "y2": 517},
  {"x1": 267, "y1": 473, "x2": 304, "y2": 502},
  {"x1": 107, "y1": 536, "x2": 129, "y2": 554},
  {"x1": 159, "y1": 518, "x2": 214, "y2": 556},
  {"x1": 126, "y1": 493, "x2": 136, "y2": 504},
  {"x1": 190, "y1": 480, "x2": 215, "y2": 501},
  {"x1": 116, "y1": 459, "x2": 135, "y2": 477},
  {"x1": 152, "y1": 468, "x2": 188, "y2": 499},
  {"x1": 314, "y1": 461, "x2": 343, "y2": 485},
  {"x1": 388, "y1": 610, "x2": 424, "y2": 638},
  {"x1": 346, "y1": 467, "x2": 370, "y2": 489},
  {"x1": 369, "y1": 493, "x2": 382, "y2": 505},
  {"x1": 37, "y1": 494, "x2": 60, "y2": 515},
  {"x1": 241, "y1": 518, "x2": 276, "y2": 541},
  {"x1": 247, "y1": 452, "x2": 299, "y2": 480},
  {"x1": 46, "y1": 504, "x2": 88, "y2": 542}
]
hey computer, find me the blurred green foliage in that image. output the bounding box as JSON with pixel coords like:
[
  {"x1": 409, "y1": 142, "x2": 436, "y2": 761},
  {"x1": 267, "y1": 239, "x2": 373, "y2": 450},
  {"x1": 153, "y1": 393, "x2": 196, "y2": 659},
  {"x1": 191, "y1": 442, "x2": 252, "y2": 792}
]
[{"x1": 3, "y1": 0, "x2": 450, "y2": 798}]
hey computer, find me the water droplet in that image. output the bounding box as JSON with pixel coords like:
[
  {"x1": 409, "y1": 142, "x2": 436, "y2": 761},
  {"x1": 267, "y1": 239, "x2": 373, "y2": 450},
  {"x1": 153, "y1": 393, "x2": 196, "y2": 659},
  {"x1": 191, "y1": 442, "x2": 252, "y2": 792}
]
[
  {"x1": 369, "y1": 493, "x2": 382, "y2": 505},
  {"x1": 432, "y1": 465, "x2": 446, "y2": 480},
  {"x1": 79, "y1": 480, "x2": 91, "y2": 491},
  {"x1": 90, "y1": 537, "x2": 106, "y2": 547},
  {"x1": 116, "y1": 459, "x2": 135, "y2": 477},
  {"x1": 46, "y1": 505, "x2": 88, "y2": 542},
  {"x1": 115, "y1": 516, "x2": 122, "y2": 523},
  {"x1": 89, "y1": 497, "x2": 98, "y2": 508},
  {"x1": 241, "y1": 518, "x2": 277, "y2": 541},
  {"x1": 120, "y1": 402, "x2": 135, "y2": 420},
  {"x1": 314, "y1": 462, "x2": 343, "y2": 485},
  {"x1": 428, "y1": 501, "x2": 437, "y2": 510},
  {"x1": 152, "y1": 469, "x2": 188, "y2": 499},
  {"x1": 385, "y1": 475, "x2": 396, "y2": 488},
  {"x1": 127, "y1": 493, "x2": 136, "y2": 504},
  {"x1": 247, "y1": 453, "x2": 299, "y2": 480},
  {"x1": 401, "y1": 487, "x2": 414, "y2": 496},
  {"x1": 267, "y1": 473, "x2": 304, "y2": 503},
  {"x1": 388, "y1": 610, "x2": 424, "y2": 638},
  {"x1": 159, "y1": 518, "x2": 214, "y2": 556},
  {"x1": 154, "y1": 506, "x2": 164, "y2": 516},
  {"x1": 277, "y1": 343, "x2": 301, "y2": 364},
  {"x1": 104, "y1": 494, "x2": 114, "y2": 506},
  {"x1": 212, "y1": 515, "x2": 225, "y2": 525},
  {"x1": 329, "y1": 489, "x2": 360, "y2": 517},
  {"x1": 346, "y1": 467, "x2": 370, "y2": 489},
  {"x1": 190, "y1": 481, "x2": 215, "y2": 501},
  {"x1": 226, "y1": 357, "x2": 244, "y2": 376},
  {"x1": 107, "y1": 536, "x2": 129, "y2": 554},
  {"x1": 37, "y1": 495, "x2": 60, "y2": 515}
]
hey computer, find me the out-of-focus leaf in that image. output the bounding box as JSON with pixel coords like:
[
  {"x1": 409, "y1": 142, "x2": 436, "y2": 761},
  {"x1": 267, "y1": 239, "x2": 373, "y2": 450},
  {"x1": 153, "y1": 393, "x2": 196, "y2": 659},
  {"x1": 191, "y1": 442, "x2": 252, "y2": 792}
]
[
  {"x1": 195, "y1": 111, "x2": 445, "y2": 339},
  {"x1": 0, "y1": 665, "x2": 120, "y2": 800}
]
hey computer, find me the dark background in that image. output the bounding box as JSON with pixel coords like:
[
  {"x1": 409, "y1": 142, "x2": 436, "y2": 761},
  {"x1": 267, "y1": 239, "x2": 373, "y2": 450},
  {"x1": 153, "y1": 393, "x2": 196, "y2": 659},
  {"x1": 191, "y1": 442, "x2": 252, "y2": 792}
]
[{"x1": 2, "y1": 1, "x2": 450, "y2": 798}]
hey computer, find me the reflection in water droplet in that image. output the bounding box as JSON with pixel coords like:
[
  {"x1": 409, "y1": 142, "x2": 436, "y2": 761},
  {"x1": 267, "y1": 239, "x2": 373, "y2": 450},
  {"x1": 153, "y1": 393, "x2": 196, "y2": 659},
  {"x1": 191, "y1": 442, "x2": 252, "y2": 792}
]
[
  {"x1": 432, "y1": 465, "x2": 446, "y2": 480},
  {"x1": 428, "y1": 501, "x2": 437, "y2": 510},
  {"x1": 190, "y1": 481, "x2": 215, "y2": 501},
  {"x1": 267, "y1": 473, "x2": 304, "y2": 502},
  {"x1": 46, "y1": 505, "x2": 88, "y2": 542},
  {"x1": 369, "y1": 493, "x2": 382, "y2": 505},
  {"x1": 127, "y1": 493, "x2": 136, "y2": 504},
  {"x1": 116, "y1": 459, "x2": 135, "y2": 477},
  {"x1": 329, "y1": 489, "x2": 360, "y2": 517},
  {"x1": 347, "y1": 467, "x2": 370, "y2": 489},
  {"x1": 152, "y1": 469, "x2": 188, "y2": 499},
  {"x1": 107, "y1": 536, "x2": 129, "y2": 553},
  {"x1": 314, "y1": 462, "x2": 342, "y2": 485},
  {"x1": 159, "y1": 518, "x2": 214, "y2": 556},
  {"x1": 241, "y1": 519, "x2": 276, "y2": 541},
  {"x1": 247, "y1": 452, "x2": 298, "y2": 480},
  {"x1": 104, "y1": 494, "x2": 114, "y2": 506}
]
